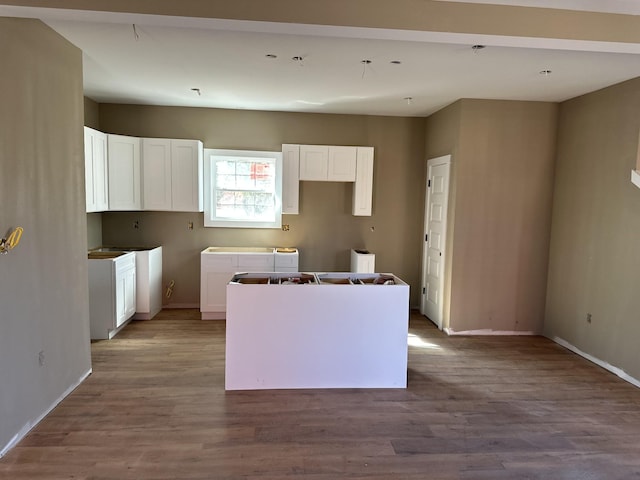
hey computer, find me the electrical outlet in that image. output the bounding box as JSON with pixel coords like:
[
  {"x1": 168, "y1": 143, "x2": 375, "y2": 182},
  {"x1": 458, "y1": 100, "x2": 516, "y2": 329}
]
[
  {"x1": 188, "y1": 221, "x2": 194, "y2": 230},
  {"x1": 38, "y1": 350, "x2": 45, "y2": 366},
  {"x1": 133, "y1": 220, "x2": 139, "y2": 229},
  {"x1": 586, "y1": 313, "x2": 592, "y2": 324}
]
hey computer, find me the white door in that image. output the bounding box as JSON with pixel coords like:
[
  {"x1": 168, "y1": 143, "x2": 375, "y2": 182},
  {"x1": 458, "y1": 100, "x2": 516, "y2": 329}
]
[{"x1": 421, "y1": 155, "x2": 451, "y2": 329}]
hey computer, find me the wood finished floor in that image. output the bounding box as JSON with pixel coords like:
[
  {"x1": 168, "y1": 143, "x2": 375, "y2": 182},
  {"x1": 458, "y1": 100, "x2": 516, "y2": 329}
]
[{"x1": 2, "y1": 310, "x2": 640, "y2": 479}]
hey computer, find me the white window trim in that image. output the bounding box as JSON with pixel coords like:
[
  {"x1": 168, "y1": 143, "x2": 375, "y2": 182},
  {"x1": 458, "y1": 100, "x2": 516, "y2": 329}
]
[{"x1": 204, "y1": 148, "x2": 283, "y2": 228}]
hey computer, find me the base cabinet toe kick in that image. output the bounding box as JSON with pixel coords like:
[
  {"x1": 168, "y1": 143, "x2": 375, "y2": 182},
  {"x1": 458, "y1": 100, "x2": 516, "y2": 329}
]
[{"x1": 225, "y1": 272, "x2": 410, "y2": 390}]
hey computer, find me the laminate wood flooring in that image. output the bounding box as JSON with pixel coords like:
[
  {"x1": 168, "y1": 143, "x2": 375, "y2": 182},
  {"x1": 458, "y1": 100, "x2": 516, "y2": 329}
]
[{"x1": 2, "y1": 309, "x2": 640, "y2": 479}]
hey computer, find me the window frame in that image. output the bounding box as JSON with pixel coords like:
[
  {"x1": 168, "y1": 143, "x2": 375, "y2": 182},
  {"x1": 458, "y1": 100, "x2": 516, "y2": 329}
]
[{"x1": 203, "y1": 149, "x2": 283, "y2": 228}]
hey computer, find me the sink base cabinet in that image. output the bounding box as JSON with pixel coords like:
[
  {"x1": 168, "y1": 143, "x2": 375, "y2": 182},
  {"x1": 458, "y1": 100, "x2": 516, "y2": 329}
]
[
  {"x1": 88, "y1": 253, "x2": 137, "y2": 340},
  {"x1": 225, "y1": 274, "x2": 409, "y2": 390},
  {"x1": 200, "y1": 248, "x2": 298, "y2": 319},
  {"x1": 200, "y1": 252, "x2": 276, "y2": 319}
]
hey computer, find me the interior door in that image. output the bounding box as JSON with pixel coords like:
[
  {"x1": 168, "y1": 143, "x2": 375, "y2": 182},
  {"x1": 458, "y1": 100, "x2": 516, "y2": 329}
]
[{"x1": 421, "y1": 155, "x2": 451, "y2": 329}]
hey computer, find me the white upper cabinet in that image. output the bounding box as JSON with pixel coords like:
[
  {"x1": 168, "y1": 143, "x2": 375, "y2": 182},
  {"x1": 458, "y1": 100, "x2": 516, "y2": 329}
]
[
  {"x1": 299, "y1": 145, "x2": 329, "y2": 181},
  {"x1": 84, "y1": 127, "x2": 109, "y2": 212},
  {"x1": 328, "y1": 146, "x2": 357, "y2": 182},
  {"x1": 107, "y1": 134, "x2": 141, "y2": 211},
  {"x1": 352, "y1": 147, "x2": 374, "y2": 216},
  {"x1": 142, "y1": 138, "x2": 203, "y2": 212},
  {"x1": 142, "y1": 138, "x2": 172, "y2": 211},
  {"x1": 299, "y1": 145, "x2": 356, "y2": 181},
  {"x1": 171, "y1": 139, "x2": 203, "y2": 212},
  {"x1": 282, "y1": 144, "x2": 300, "y2": 214}
]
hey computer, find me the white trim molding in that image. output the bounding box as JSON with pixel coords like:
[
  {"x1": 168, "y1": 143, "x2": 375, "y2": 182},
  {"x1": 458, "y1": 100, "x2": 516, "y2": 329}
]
[
  {"x1": 552, "y1": 336, "x2": 640, "y2": 389},
  {"x1": 444, "y1": 328, "x2": 536, "y2": 336},
  {"x1": 0, "y1": 368, "x2": 92, "y2": 458},
  {"x1": 631, "y1": 169, "x2": 640, "y2": 190}
]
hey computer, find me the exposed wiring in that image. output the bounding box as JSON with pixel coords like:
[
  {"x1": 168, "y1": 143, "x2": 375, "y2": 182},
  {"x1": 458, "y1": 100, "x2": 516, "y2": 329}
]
[
  {"x1": 165, "y1": 280, "x2": 175, "y2": 298},
  {"x1": 0, "y1": 227, "x2": 24, "y2": 255}
]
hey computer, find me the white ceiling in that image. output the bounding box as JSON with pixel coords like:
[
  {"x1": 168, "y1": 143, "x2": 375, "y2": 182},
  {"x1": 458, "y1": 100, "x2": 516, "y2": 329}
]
[{"x1": 2, "y1": 3, "x2": 640, "y2": 116}]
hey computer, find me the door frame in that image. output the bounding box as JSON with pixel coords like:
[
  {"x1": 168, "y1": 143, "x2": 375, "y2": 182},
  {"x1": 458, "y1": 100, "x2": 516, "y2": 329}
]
[{"x1": 420, "y1": 154, "x2": 452, "y2": 330}]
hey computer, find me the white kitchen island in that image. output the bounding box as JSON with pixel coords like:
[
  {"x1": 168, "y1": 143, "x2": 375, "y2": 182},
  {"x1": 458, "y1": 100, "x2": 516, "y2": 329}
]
[{"x1": 225, "y1": 272, "x2": 410, "y2": 390}]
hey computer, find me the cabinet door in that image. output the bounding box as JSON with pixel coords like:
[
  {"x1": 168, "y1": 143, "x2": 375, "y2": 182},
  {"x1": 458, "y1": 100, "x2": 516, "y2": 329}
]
[
  {"x1": 171, "y1": 139, "x2": 203, "y2": 212},
  {"x1": 299, "y1": 145, "x2": 329, "y2": 181},
  {"x1": 328, "y1": 146, "x2": 357, "y2": 182},
  {"x1": 201, "y1": 254, "x2": 237, "y2": 312},
  {"x1": 352, "y1": 147, "x2": 374, "y2": 216},
  {"x1": 84, "y1": 128, "x2": 97, "y2": 212},
  {"x1": 93, "y1": 131, "x2": 109, "y2": 211},
  {"x1": 123, "y1": 266, "x2": 137, "y2": 322},
  {"x1": 108, "y1": 134, "x2": 142, "y2": 210},
  {"x1": 282, "y1": 144, "x2": 300, "y2": 214},
  {"x1": 115, "y1": 256, "x2": 136, "y2": 328},
  {"x1": 84, "y1": 127, "x2": 108, "y2": 212},
  {"x1": 142, "y1": 138, "x2": 172, "y2": 211}
]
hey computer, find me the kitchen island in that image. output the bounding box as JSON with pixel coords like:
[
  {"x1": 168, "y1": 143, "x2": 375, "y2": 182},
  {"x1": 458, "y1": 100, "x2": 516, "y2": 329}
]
[{"x1": 225, "y1": 272, "x2": 410, "y2": 390}]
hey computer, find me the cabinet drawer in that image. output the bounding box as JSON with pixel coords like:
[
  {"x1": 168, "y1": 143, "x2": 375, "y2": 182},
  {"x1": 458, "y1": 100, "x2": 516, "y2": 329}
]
[
  {"x1": 115, "y1": 252, "x2": 136, "y2": 272},
  {"x1": 202, "y1": 254, "x2": 237, "y2": 270},
  {"x1": 238, "y1": 254, "x2": 274, "y2": 270},
  {"x1": 275, "y1": 254, "x2": 298, "y2": 269}
]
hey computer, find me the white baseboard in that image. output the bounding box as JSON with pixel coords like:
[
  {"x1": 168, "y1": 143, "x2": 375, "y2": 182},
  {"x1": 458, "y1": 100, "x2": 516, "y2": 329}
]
[
  {"x1": 163, "y1": 303, "x2": 199, "y2": 309},
  {"x1": 552, "y1": 336, "x2": 640, "y2": 389},
  {"x1": 445, "y1": 328, "x2": 536, "y2": 336},
  {"x1": 0, "y1": 368, "x2": 92, "y2": 458},
  {"x1": 631, "y1": 169, "x2": 640, "y2": 189}
]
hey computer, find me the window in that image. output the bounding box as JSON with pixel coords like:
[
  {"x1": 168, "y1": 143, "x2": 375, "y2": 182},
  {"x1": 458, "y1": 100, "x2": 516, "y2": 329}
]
[{"x1": 204, "y1": 149, "x2": 282, "y2": 228}]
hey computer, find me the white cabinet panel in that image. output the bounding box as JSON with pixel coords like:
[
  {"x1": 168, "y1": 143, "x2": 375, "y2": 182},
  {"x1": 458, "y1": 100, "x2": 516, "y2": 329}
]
[
  {"x1": 237, "y1": 254, "x2": 275, "y2": 270},
  {"x1": 299, "y1": 145, "x2": 357, "y2": 182},
  {"x1": 131, "y1": 246, "x2": 163, "y2": 320},
  {"x1": 328, "y1": 146, "x2": 357, "y2": 181},
  {"x1": 142, "y1": 138, "x2": 172, "y2": 211},
  {"x1": 226, "y1": 272, "x2": 409, "y2": 390},
  {"x1": 108, "y1": 134, "x2": 141, "y2": 210},
  {"x1": 282, "y1": 144, "x2": 300, "y2": 214},
  {"x1": 299, "y1": 145, "x2": 329, "y2": 180},
  {"x1": 200, "y1": 248, "x2": 298, "y2": 319},
  {"x1": 116, "y1": 262, "x2": 136, "y2": 327},
  {"x1": 142, "y1": 138, "x2": 203, "y2": 212},
  {"x1": 88, "y1": 252, "x2": 136, "y2": 339},
  {"x1": 171, "y1": 139, "x2": 203, "y2": 212},
  {"x1": 352, "y1": 147, "x2": 374, "y2": 216},
  {"x1": 84, "y1": 127, "x2": 108, "y2": 212}
]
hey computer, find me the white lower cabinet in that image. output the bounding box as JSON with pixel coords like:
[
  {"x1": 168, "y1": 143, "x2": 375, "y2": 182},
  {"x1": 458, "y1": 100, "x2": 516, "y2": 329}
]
[
  {"x1": 131, "y1": 246, "x2": 163, "y2": 320},
  {"x1": 200, "y1": 250, "x2": 275, "y2": 319},
  {"x1": 200, "y1": 247, "x2": 298, "y2": 319},
  {"x1": 88, "y1": 252, "x2": 137, "y2": 339},
  {"x1": 225, "y1": 272, "x2": 410, "y2": 390}
]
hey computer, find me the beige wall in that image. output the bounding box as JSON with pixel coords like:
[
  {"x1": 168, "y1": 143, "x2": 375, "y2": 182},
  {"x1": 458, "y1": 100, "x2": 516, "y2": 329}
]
[
  {"x1": 0, "y1": 18, "x2": 91, "y2": 454},
  {"x1": 83, "y1": 96, "x2": 100, "y2": 130},
  {"x1": 98, "y1": 105, "x2": 426, "y2": 306},
  {"x1": 426, "y1": 99, "x2": 558, "y2": 333},
  {"x1": 545, "y1": 77, "x2": 640, "y2": 380},
  {"x1": 424, "y1": 101, "x2": 461, "y2": 330}
]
